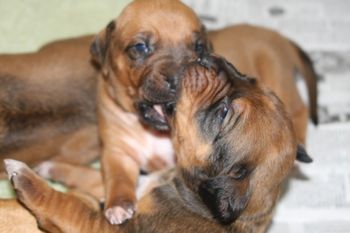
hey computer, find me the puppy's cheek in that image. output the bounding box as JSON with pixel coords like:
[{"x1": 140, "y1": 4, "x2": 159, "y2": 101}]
[{"x1": 198, "y1": 177, "x2": 250, "y2": 224}]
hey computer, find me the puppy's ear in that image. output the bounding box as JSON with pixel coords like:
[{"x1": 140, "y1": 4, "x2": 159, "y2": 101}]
[
  {"x1": 90, "y1": 20, "x2": 116, "y2": 65},
  {"x1": 296, "y1": 144, "x2": 313, "y2": 163},
  {"x1": 198, "y1": 176, "x2": 250, "y2": 224}
]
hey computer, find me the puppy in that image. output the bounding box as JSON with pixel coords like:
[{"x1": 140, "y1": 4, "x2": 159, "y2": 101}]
[
  {"x1": 4, "y1": 55, "x2": 309, "y2": 233},
  {"x1": 90, "y1": 0, "x2": 210, "y2": 223}
]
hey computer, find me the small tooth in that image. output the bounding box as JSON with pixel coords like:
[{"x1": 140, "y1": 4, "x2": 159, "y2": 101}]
[{"x1": 153, "y1": 105, "x2": 164, "y2": 117}]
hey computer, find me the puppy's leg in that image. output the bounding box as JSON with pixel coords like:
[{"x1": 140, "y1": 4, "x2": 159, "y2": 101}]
[
  {"x1": 98, "y1": 86, "x2": 142, "y2": 224},
  {"x1": 102, "y1": 152, "x2": 139, "y2": 225},
  {"x1": 51, "y1": 125, "x2": 100, "y2": 165},
  {"x1": 4, "y1": 160, "x2": 115, "y2": 233},
  {"x1": 35, "y1": 161, "x2": 104, "y2": 199}
]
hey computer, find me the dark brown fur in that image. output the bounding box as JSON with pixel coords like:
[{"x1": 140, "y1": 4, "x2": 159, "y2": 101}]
[{"x1": 0, "y1": 35, "x2": 99, "y2": 176}]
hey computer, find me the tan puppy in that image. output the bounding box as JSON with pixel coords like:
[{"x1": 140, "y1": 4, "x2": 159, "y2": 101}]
[
  {"x1": 90, "y1": 0, "x2": 210, "y2": 224},
  {"x1": 3, "y1": 55, "x2": 309, "y2": 233}
]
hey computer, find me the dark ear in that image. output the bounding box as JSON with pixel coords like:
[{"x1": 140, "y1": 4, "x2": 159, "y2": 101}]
[
  {"x1": 296, "y1": 144, "x2": 313, "y2": 163},
  {"x1": 198, "y1": 176, "x2": 250, "y2": 224},
  {"x1": 90, "y1": 20, "x2": 116, "y2": 65}
]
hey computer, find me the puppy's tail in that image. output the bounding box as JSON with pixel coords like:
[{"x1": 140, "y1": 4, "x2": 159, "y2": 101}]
[{"x1": 289, "y1": 41, "x2": 319, "y2": 125}]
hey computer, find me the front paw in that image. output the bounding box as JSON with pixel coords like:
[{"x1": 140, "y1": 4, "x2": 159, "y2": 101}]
[{"x1": 104, "y1": 201, "x2": 135, "y2": 225}]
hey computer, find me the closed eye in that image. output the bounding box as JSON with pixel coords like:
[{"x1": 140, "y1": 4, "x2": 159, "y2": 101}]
[
  {"x1": 215, "y1": 97, "x2": 230, "y2": 125},
  {"x1": 229, "y1": 164, "x2": 251, "y2": 180},
  {"x1": 217, "y1": 103, "x2": 228, "y2": 123}
]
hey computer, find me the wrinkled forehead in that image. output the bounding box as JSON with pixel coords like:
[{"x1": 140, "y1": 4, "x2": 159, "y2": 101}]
[
  {"x1": 179, "y1": 64, "x2": 231, "y2": 108},
  {"x1": 116, "y1": 0, "x2": 201, "y2": 43}
]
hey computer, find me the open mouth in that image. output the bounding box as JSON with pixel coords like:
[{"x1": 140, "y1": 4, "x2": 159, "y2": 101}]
[{"x1": 137, "y1": 102, "x2": 176, "y2": 131}]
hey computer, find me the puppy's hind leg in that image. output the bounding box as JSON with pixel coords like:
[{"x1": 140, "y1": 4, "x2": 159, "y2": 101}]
[
  {"x1": 4, "y1": 159, "x2": 115, "y2": 233},
  {"x1": 35, "y1": 161, "x2": 104, "y2": 199}
]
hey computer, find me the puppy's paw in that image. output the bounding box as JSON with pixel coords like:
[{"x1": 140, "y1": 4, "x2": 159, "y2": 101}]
[
  {"x1": 34, "y1": 161, "x2": 54, "y2": 179},
  {"x1": 4, "y1": 159, "x2": 28, "y2": 182},
  {"x1": 4, "y1": 159, "x2": 48, "y2": 206},
  {"x1": 104, "y1": 202, "x2": 135, "y2": 225},
  {"x1": 4, "y1": 159, "x2": 36, "y2": 199}
]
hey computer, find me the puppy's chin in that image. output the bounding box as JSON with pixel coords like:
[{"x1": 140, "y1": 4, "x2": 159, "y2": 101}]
[
  {"x1": 136, "y1": 102, "x2": 175, "y2": 131},
  {"x1": 198, "y1": 176, "x2": 251, "y2": 225}
]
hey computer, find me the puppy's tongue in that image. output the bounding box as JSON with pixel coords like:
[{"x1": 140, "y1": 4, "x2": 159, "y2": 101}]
[{"x1": 153, "y1": 105, "x2": 165, "y2": 118}]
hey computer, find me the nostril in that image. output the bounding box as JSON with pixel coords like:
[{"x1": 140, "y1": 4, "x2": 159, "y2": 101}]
[
  {"x1": 164, "y1": 102, "x2": 176, "y2": 116},
  {"x1": 165, "y1": 77, "x2": 177, "y2": 91}
]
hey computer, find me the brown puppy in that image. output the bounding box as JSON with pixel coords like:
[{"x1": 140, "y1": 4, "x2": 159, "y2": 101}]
[
  {"x1": 4, "y1": 55, "x2": 308, "y2": 233},
  {"x1": 208, "y1": 25, "x2": 318, "y2": 145},
  {"x1": 90, "y1": 0, "x2": 210, "y2": 224}
]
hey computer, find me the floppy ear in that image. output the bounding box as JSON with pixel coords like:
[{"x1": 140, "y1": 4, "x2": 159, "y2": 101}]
[
  {"x1": 198, "y1": 176, "x2": 250, "y2": 224},
  {"x1": 90, "y1": 20, "x2": 116, "y2": 65},
  {"x1": 296, "y1": 144, "x2": 313, "y2": 163}
]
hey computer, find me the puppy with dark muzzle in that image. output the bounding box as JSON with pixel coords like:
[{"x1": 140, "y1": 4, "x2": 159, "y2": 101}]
[{"x1": 3, "y1": 55, "x2": 309, "y2": 233}]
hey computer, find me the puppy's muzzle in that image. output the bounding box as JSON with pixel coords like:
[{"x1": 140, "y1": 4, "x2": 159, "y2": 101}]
[{"x1": 136, "y1": 71, "x2": 179, "y2": 131}]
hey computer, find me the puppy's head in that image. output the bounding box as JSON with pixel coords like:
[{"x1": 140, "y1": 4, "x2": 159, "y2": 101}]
[
  {"x1": 91, "y1": 0, "x2": 211, "y2": 131},
  {"x1": 171, "y1": 55, "x2": 305, "y2": 224}
]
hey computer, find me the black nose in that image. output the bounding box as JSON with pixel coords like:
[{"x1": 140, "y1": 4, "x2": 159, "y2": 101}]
[
  {"x1": 165, "y1": 76, "x2": 177, "y2": 92},
  {"x1": 164, "y1": 102, "x2": 176, "y2": 116}
]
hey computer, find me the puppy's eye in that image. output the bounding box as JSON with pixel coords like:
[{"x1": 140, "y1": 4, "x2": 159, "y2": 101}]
[
  {"x1": 215, "y1": 99, "x2": 229, "y2": 124},
  {"x1": 230, "y1": 165, "x2": 249, "y2": 180},
  {"x1": 128, "y1": 42, "x2": 151, "y2": 60},
  {"x1": 217, "y1": 105, "x2": 228, "y2": 122},
  {"x1": 134, "y1": 43, "x2": 149, "y2": 53}
]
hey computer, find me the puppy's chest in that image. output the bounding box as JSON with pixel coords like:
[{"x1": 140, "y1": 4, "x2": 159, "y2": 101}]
[{"x1": 141, "y1": 131, "x2": 175, "y2": 171}]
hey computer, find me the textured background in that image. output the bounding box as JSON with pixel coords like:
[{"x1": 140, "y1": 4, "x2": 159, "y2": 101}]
[{"x1": 1, "y1": 0, "x2": 350, "y2": 232}]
